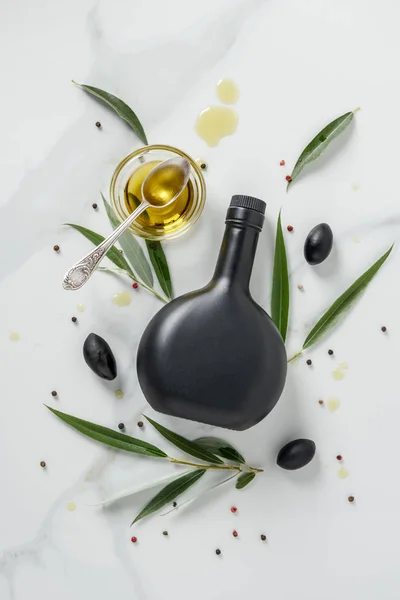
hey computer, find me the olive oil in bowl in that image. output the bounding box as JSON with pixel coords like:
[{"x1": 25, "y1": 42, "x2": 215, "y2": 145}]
[
  {"x1": 124, "y1": 160, "x2": 195, "y2": 234},
  {"x1": 110, "y1": 145, "x2": 206, "y2": 241}
]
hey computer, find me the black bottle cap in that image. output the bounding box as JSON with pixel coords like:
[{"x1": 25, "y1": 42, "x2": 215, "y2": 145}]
[
  {"x1": 230, "y1": 195, "x2": 266, "y2": 215},
  {"x1": 226, "y1": 195, "x2": 266, "y2": 231}
]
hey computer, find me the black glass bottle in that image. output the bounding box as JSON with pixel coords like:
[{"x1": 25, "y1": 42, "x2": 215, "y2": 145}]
[{"x1": 137, "y1": 195, "x2": 287, "y2": 430}]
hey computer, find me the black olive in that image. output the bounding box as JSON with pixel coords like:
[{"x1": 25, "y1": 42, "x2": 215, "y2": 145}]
[
  {"x1": 304, "y1": 223, "x2": 333, "y2": 265},
  {"x1": 83, "y1": 333, "x2": 117, "y2": 380},
  {"x1": 276, "y1": 438, "x2": 316, "y2": 470}
]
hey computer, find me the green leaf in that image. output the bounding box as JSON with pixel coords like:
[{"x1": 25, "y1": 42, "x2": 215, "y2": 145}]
[
  {"x1": 46, "y1": 406, "x2": 167, "y2": 458},
  {"x1": 194, "y1": 437, "x2": 245, "y2": 464},
  {"x1": 236, "y1": 472, "x2": 256, "y2": 489},
  {"x1": 144, "y1": 416, "x2": 224, "y2": 464},
  {"x1": 101, "y1": 193, "x2": 154, "y2": 287},
  {"x1": 73, "y1": 81, "x2": 148, "y2": 145},
  {"x1": 145, "y1": 240, "x2": 173, "y2": 299},
  {"x1": 66, "y1": 223, "x2": 135, "y2": 278},
  {"x1": 271, "y1": 210, "x2": 289, "y2": 341},
  {"x1": 288, "y1": 108, "x2": 359, "y2": 188},
  {"x1": 132, "y1": 469, "x2": 206, "y2": 524},
  {"x1": 302, "y1": 244, "x2": 394, "y2": 350}
]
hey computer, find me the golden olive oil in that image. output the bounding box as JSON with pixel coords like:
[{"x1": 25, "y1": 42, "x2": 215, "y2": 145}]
[{"x1": 124, "y1": 160, "x2": 194, "y2": 236}]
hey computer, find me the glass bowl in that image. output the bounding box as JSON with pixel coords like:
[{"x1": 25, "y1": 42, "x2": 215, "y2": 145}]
[{"x1": 110, "y1": 144, "x2": 206, "y2": 241}]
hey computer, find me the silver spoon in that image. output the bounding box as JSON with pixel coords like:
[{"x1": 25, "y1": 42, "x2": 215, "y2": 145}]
[{"x1": 62, "y1": 157, "x2": 191, "y2": 291}]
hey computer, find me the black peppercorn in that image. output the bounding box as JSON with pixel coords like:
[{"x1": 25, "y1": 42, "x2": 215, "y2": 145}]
[
  {"x1": 328, "y1": 349, "x2": 334, "y2": 355},
  {"x1": 215, "y1": 549, "x2": 221, "y2": 555},
  {"x1": 40, "y1": 461, "x2": 46, "y2": 468},
  {"x1": 172, "y1": 501, "x2": 177, "y2": 507},
  {"x1": 348, "y1": 495, "x2": 355, "y2": 503},
  {"x1": 381, "y1": 326, "x2": 387, "y2": 332},
  {"x1": 260, "y1": 534, "x2": 267, "y2": 541},
  {"x1": 71, "y1": 316, "x2": 77, "y2": 323},
  {"x1": 162, "y1": 530, "x2": 168, "y2": 536},
  {"x1": 118, "y1": 423, "x2": 125, "y2": 430},
  {"x1": 95, "y1": 121, "x2": 101, "y2": 128},
  {"x1": 137, "y1": 421, "x2": 144, "y2": 428},
  {"x1": 92, "y1": 203, "x2": 98, "y2": 209},
  {"x1": 51, "y1": 390, "x2": 57, "y2": 397},
  {"x1": 306, "y1": 359, "x2": 312, "y2": 366},
  {"x1": 53, "y1": 245, "x2": 60, "y2": 252}
]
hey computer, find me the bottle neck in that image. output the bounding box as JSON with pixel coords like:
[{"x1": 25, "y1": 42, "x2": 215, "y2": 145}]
[{"x1": 212, "y1": 224, "x2": 259, "y2": 291}]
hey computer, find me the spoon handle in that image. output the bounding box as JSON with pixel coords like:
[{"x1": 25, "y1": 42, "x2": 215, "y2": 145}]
[{"x1": 63, "y1": 202, "x2": 150, "y2": 291}]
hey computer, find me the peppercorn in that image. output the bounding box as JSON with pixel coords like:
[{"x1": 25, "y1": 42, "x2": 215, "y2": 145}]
[
  {"x1": 92, "y1": 203, "x2": 98, "y2": 209},
  {"x1": 131, "y1": 536, "x2": 137, "y2": 543},
  {"x1": 286, "y1": 175, "x2": 292, "y2": 182},
  {"x1": 306, "y1": 359, "x2": 312, "y2": 366},
  {"x1": 215, "y1": 549, "x2": 221, "y2": 555},
  {"x1": 287, "y1": 225, "x2": 294, "y2": 232},
  {"x1": 118, "y1": 423, "x2": 125, "y2": 430},
  {"x1": 162, "y1": 531, "x2": 168, "y2": 536},
  {"x1": 232, "y1": 530, "x2": 238, "y2": 537},
  {"x1": 95, "y1": 121, "x2": 101, "y2": 128},
  {"x1": 132, "y1": 282, "x2": 139, "y2": 289},
  {"x1": 71, "y1": 316, "x2": 77, "y2": 323},
  {"x1": 328, "y1": 349, "x2": 334, "y2": 355},
  {"x1": 150, "y1": 242, "x2": 156, "y2": 249},
  {"x1": 336, "y1": 455, "x2": 343, "y2": 461},
  {"x1": 280, "y1": 160, "x2": 285, "y2": 166},
  {"x1": 381, "y1": 326, "x2": 387, "y2": 332},
  {"x1": 297, "y1": 283, "x2": 303, "y2": 290},
  {"x1": 172, "y1": 501, "x2": 177, "y2": 507},
  {"x1": 260, "y1": 534, "x2": 267, "y2": 541},
  {"x1": 53, "y1": 245, "x2": 60, "y2": 252},
  {"x1": 318, "y1": 399, "x2": 324, "y2": 405},
  {"x1": 230, "y1": 506, "x2": 237, "y2": 513},
  {"x1": 348, "y1": 496, "x2": 355, "y2": 503},
  {"x1": 51, "y1": 390, "x2": 57, "y2": 397},
  {"x1": 137, "y1": 421, "x2": 144, "y2": 428},
  {"x1": 40, "y1": 461, "x2": 46, "y2": 468}
]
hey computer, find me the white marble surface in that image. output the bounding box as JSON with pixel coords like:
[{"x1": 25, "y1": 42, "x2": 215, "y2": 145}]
[{"x1": 2, "y1": 0, "x2": 400, "y2": 598}]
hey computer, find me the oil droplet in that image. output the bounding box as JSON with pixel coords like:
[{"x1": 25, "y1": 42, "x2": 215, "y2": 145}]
[
  {"x1": 216, "y1": 79, "x2": 240, "y2": 104},
  {"x1": 9, "y1": 331, "x2": 20, "y2": 341},
  {"x1": 351, "y1": 183, "x2": 360, "y2": 191},
  {"x1": 112, "y1": 291, "x2": 132, "y2": 307},
  {"x1": 66, "y1": 501, "x2": 77, "y2": 511},
  {"x1": 337, "y1": 467, "x2": 349, "y2": 479},
  {"x1": 353, "y1": 236, "x2": 360, "y2": 243},
  {"x1": 327, "y1": 398, "x2": 340, "y2": 412},
  {"x1": 332, "y1": 368, "x2": 345, "y2": 380},
  {"x1": 77, "y1": 303, "x2": 85, "y2": 312},
  {"x1": 195, "y1": 106, "x2": 238, "y2": 147},
  {"x1": 115, "y1": 389, "x2": 124, "y2": 399},
  {"x1": 332, "y1": 362, "x2": 348, "y2": 380}
]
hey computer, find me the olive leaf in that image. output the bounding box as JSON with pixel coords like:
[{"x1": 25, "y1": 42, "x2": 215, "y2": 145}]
[
  {"x1": 145, "y1": 240, "x2": 173, "y2": 299},
  {"x1": 288, "y1": 244, "x2": 394, "y2": 361},
  {"x1": 287, "y1": 108, "x2": 359, "y2": 189},
  {"x1": 72, "y1": 81, "x2": 148, "y2": 145},
  {"x1": 92, "y1": 471, "x2": 192, "y2": 507},
  {"x1": 271, "y1": 210, "x2": 289, "y2": 342},
  {"x1": 144, "y1": 416, "x2": 224, "y2": 464},
  {"x1": 66, "y1": 223, "x2": 135, "y2": 277},
  {"x1": 132, "y1": 469, "x2": 206, "y2": 524},
  {"x1": 46, "y1": 406, "x2": 167, "y2": 458},
  {"x1": 194, "y1": 437, "x2": 245, "y2": 464},
  {"x1": 236, "y1": 472, "x2": 256, "y2": 489},
  {"x1": 101, "y1": 193, "x2": 154, "y2": 287}
]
